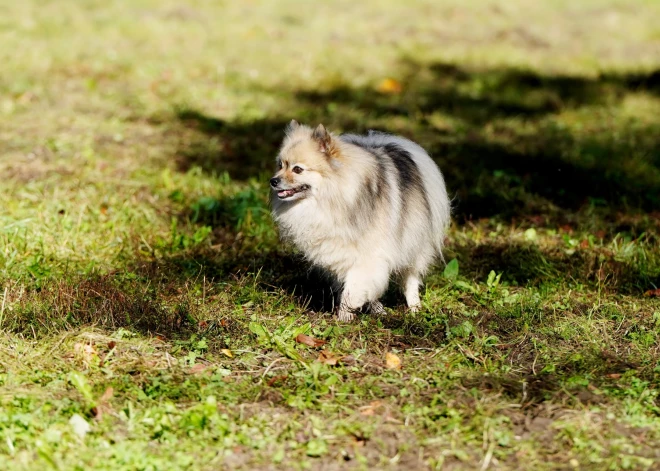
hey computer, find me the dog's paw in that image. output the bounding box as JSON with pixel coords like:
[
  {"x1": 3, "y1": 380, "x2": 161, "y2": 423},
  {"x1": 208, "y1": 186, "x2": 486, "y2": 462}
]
[
  {"x1": 368, "y1": 301, "x2": 385, "y2": 314},
  {"x1": 336, "y1": 308, "x2": 355, "y2": 322},
  {"x1": 408, "y1": 304, "x2": 421, "y2": 313}
]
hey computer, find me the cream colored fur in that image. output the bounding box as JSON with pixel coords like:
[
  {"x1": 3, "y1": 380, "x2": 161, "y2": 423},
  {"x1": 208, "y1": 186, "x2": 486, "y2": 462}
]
[{"x1": 271, "y1": 121, "x2": 450, "y2": 321}]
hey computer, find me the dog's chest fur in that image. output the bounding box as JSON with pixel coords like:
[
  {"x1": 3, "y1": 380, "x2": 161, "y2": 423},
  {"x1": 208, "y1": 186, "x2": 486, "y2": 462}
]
[{"x1": 274, "y1": 198, "x2": 389, "y2": 278}]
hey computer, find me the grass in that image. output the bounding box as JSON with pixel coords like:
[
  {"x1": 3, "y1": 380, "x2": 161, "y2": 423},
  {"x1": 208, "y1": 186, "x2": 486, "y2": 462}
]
[{"x1": 1, "y1": 0, "x2": 660, "y2": 469}]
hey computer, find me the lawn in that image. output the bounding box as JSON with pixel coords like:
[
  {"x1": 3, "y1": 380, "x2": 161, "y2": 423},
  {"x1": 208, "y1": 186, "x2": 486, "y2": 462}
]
[{"x1": 1, "y1": 0, "x2": 660, "y2": 469}]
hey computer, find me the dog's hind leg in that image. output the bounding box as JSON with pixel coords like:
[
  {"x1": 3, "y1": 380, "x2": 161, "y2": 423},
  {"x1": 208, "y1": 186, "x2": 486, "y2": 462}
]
[
  {"x1": 337, "y1": 260, "x2": 389, "y2": 322},
  {"x1": 404, "y1": 250, "x2": 435, "y2": 312}
]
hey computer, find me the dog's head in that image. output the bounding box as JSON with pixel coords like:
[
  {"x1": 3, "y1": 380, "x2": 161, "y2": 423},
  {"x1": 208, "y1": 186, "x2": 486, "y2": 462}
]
[{"x1": 270, "y1": 120, "x2": 339, "y2": 202}]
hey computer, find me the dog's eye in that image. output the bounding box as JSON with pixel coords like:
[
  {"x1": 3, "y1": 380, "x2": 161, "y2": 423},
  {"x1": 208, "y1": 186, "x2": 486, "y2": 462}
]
[
  {"x1": 292, "y1": 166, "x2": 304, "y2": 174},
  {"x1": 277, "y1": 160, "x2": 283, "y2": 169}
]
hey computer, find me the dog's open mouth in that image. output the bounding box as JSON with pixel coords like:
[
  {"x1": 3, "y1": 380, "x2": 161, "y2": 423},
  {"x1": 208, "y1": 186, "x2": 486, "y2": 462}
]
[{"x1": 277, "y1": 185, "x2": 310, "y2": 200}]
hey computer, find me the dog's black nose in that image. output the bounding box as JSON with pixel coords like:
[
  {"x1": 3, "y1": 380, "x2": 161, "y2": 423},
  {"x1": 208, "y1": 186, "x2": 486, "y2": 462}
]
[{"x1": 270, "y1": 177, "x2": 280, "y2": 187}]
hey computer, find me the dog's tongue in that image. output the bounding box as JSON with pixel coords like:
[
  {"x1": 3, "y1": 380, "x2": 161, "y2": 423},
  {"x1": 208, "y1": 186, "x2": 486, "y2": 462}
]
[{"x1": 278, "y1": 189, "x2": 295, "y2": 198}]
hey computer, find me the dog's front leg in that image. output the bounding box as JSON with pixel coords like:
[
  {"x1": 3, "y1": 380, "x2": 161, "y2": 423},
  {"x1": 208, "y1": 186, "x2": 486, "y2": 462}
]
[{"x1": 336, "y1": 261, "x2": 389, "y2": 322}]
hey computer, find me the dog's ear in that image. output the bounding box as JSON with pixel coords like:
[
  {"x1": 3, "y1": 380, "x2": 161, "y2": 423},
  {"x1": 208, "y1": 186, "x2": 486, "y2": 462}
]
[
  {"x1": 312, "y1": 124, "x2": 336, "y2": 156},
  {"x1": 286, "y1": 119, "x2": 299, "y2": 132}
]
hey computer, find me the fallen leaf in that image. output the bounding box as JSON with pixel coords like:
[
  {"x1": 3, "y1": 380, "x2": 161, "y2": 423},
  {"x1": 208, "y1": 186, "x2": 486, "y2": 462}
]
[
  {"x1": 352, "y1": 436, "x2": 367, "y2": 447},
  {"x1": 74, "y1": 343, "x2": 97, "y2": 355},
  {"x1": 267, "y1": 375, "x2": 288, "y2": 387},
  {"x1": 339, "y1": 355, "x2": 356, "y2": 366},
  {"x1": 99, "y1": 386, "x2": 114, "y2": 402},
  {"x1": 606, "y1": 373, "x2": 622, "y2": 379},
  {"x1": 198, "y1": 320, "x2": 208, "y2": 329},
  {"x1": 220, "y1": 319, "x2": 229, "y2": 327},
  {"x1": 580, "y1": 239, "x2": 589, "y2": 249},
  {"x1": 295, "y1": 333, "x2": 326, "y2": 347},
  {"x1": 376, "y1": 78, "x2": 403, "y2": 94},
  {"x1": 317, "y1": 350, "x2": 339, "y2": 366},
  {"x1": 107, "y1": 341, "x2": 117, "y2": 350},
  {"x1": 359, "y1": 400, "x2": 383, "y2": 416},
  {"x1": 385, "y1": 352, "x2": 402, "y2": 370},
  {"x1": 644, "y1": 289, "x2": 660, "y2": 297},
  {"x1": 92, "y1": 387, "x2": 114, "y2": 420},
  {"x1": 220, "y1": 349, "x2": 233, "y2": 358},
  {"x1": 74, "y1": 343, "x2": 99, "y2": 367},
  {"x1": 190, "y1": 363, "x2": 209, "y2": 375}
]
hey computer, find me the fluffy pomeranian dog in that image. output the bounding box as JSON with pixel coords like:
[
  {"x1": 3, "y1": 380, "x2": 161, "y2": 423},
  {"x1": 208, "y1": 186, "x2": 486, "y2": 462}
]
[{"x1": 270, "y1": 121, "x2": 450, "y2": 321}]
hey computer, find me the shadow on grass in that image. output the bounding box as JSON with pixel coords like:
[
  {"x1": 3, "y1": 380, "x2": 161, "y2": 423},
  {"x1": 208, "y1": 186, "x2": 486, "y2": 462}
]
[
  {"x1": 165, "y1": 58, "x2": 660, "y2": 313},
  {"x1": 453, "y1": 237, "x2": 660, "y2": 292},
  {"x1": 174, "y1": 61, "x2": 660, "y2": 222},
  {"x1": 167, "y1": 61, "x2": 660, "y2": 302},
  {"x1": 175, "y1": 111, "x2": 287, "y2": 182},
  {"x1": 8, "y1": 276, "x2": 194, "y2": 334}
]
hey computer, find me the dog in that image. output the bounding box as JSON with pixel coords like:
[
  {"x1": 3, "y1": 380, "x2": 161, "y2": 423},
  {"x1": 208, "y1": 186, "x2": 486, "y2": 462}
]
[{"x1": 270, "y1": 121, "x2": 450, "y2": 321}]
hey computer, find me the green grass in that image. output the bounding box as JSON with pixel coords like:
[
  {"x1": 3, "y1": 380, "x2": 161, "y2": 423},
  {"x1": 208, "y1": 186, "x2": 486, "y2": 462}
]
[{"x1": 2, "y1": 0, "x2": 660, "y2": 469}]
